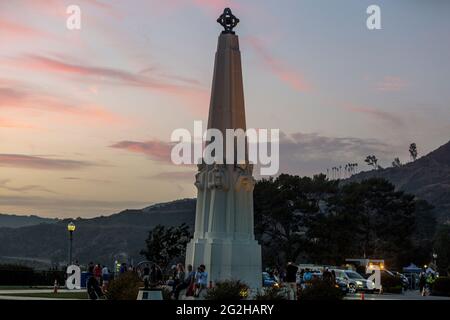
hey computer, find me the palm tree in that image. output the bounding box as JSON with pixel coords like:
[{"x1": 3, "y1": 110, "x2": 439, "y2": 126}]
[
  {"x1": 365, "y1": 155, "x2": 379, "y2": 170},
  {"x1": 409, "y1": 143, "x2": 418, "y2": 162}
]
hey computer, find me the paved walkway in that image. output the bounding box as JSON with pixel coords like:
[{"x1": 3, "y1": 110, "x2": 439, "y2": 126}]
[{"x1": 345, "y1": 290, "x2": 450, "y2": 300}]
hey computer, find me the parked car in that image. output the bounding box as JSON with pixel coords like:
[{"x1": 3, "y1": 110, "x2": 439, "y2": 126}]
[
  {"x1": 335, "y1": 277, "x2": 349, "y2": 293},
  {"x1": 390, "y1": 271, "x2": 409, "y2": 290},
  {"x1": 332, "y1": 269, "x2": 375, "y2": 293}
]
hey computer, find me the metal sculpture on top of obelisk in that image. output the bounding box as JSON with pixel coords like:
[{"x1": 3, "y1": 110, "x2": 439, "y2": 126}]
[{"x1": 185, "y1": 8, "x2": 262, "y2": 289}]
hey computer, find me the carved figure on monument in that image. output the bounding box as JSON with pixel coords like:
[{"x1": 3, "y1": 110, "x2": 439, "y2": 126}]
[
  {"x1": 195, "y1": 164, "x2": 207, "y2": 190},
  {"x1": 207, "y1": 164, "x2": 229, "y2": 190}
]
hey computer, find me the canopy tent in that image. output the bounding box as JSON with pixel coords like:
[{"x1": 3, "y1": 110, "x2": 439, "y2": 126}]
[{"x1": 403, "y1": 263, "x2": 422, "y2": 273}]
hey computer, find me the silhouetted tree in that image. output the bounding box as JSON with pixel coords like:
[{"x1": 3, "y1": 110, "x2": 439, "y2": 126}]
[
  {"x1": 392, "y1": 157, "x2": 402, "y2": 167},
  {"x1": 140, "y1": 223, "x2": 191, "y2": 270},
  {"x1": 254, "y1": 174, "x2": 433, "y2": 269},
  {"x1": 409, "y1": 143, "x2": 418, "y2": 161},
  {"x1": 364, "y1": 155, "x2": 379, "y2": 170},
  {"x1": 253, "y1": 174, "x2": 338, "y2": 266},
  {"x1": 308, "y1": 178, "x2": 419, "y2": 268}
]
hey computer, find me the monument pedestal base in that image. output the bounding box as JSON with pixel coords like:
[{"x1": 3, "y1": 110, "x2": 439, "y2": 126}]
[
  {"x1": 136, "y1": 288, "x2": 163, "y2": 300},
  {"x1": 186, "y1": 237, "x2": 262, "y2": 289}
]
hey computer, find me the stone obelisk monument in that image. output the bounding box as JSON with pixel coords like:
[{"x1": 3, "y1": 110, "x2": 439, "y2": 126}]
[{"x1": 185, "y1": 8, "x2": 262, "y2": 289}]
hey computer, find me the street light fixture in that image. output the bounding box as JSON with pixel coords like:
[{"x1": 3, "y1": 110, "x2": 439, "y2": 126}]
[
  {"x1": 433, "y1": 252, "x2": 438, "y2": 269},
  {"x1": 67, "y1": 222, "x2": 76, "y2": 265}
]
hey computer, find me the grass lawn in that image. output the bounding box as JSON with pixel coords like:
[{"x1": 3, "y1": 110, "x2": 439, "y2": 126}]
[{"x1": 0, "y1": 292, "x2": 88, "y2": 299}]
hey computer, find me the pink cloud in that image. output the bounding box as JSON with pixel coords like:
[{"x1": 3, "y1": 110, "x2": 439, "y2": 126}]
[
  {"x1": 0, "y1": 82, "x2": 127, "y2": 125},
  {"x1": 247, "y1": 36, "x2": 312, "y2": 92},
  {"x1": 0, "y1": 19, "x2": 48, "y2": 39},
  {"x1": 0, "y1": 154, "x2": 93, "y2": 170},
  {"x1": 12, "y1": 0, "x2": 118, "y2": 18},
  {"x1": 0, "y1": 117, "x2": 34, "y2": 129},
  {"x1": 110, "y1": 140, "x2": 173, "y2": 162},
  {"x1": 10, "y1": 55, "x2": 209, "y2": 115}
]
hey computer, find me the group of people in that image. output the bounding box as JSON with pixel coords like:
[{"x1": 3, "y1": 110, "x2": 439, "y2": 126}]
[
  {"x1": 419, "y1": 270, "x2": 437, "y2": 296},
  {"x1": 86, "y1": 262, "x2": 111, "y2": 299},
  {"x1": 170, "y1": 263, "x2": 208, "y2": 299}
]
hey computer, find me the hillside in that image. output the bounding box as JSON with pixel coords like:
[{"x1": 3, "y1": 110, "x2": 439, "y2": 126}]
[
  {"x1": 348, "y1": 140, "x2": 450, "y2": 223},
  {"x1": 2, "y1": 141, "x2": 449, "y2": 269},
  {"x1": 0, "y1": 199, "x2": 196, "y2": 269},
  {"x1": 0, "y1": 214, "x2": 57, "y2": 228}
]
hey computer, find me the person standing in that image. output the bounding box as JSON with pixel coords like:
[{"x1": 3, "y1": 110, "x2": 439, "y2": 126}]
[
  {"x1": 172, "y1": 263, "x2": 185, "y2": 294},
  {"x1": 119, "y1": 263, "x2": 127, "y2": 275},
  {"x1": 174, "y1": 264, "x2": 195, "y2": 300},
  {"x1": 331, "y1": 270, "x2": 336, "y2": 285},
  {"x1": 323, "y1": 268, "x2": 333, "y2": 286},
  {"x1": 94, "y1": 264, "x2": 102, "y2": 283},
  {"x1": 88, "y1": 262, "x2": 94, "y2": 274},
  {"x1": 87, "y1": 275, "x2": 103, "y2": 300},
  {"x1": 101, "y1": 265, "x2": 110, "y2": 292},
  {"x1": 177, "y1": 263, "x2": 186, "y2": 284},
  {"x1": 194, "y1": 265, "x2": 208, "y2": 298},
  {"x1": 419, "y1": 272, "x2": 426, "y2": 296},
  {"x1": 150, "y1": 264, "x2": 162, "y2": 286},
  {"x1": 285, "y1": 262, "x2": 299, "y2": 300}
]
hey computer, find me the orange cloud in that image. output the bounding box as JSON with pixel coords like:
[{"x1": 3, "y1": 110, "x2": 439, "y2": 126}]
[
  {"x1": 0, "y1": 179, "x2": 56, "y2": 194},
  {"x1": 247, "y1": 36, "x2": 312, "y2": 92},
  {"x1": 0, "y1": 117, "x2": 34, "y2": 129}
]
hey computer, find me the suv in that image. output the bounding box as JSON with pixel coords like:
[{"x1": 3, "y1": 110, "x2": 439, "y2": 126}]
[{"x1": 332, "y1": 269, "x2": 375, "y2": 293}]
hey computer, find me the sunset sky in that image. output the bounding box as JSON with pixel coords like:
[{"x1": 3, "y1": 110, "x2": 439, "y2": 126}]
[{"x1": 1, "y1": 0, "x2": 450, "y2": 217}]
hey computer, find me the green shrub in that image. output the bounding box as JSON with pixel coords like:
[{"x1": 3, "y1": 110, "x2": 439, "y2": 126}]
[
  {"x1": 432, "y1": 277, "x2": 450, "y2": 297},
  {"x1": 106, "y1": 271, "x2": 143, "y2": 300},
  {"x1": 161, "y1": 286, "x2": 173, "y2": 300},
  {"x1": 205, "y1": 280, "x2": 249, "y2": 300},
  {"x1": 299, "y1": 279, "x2": 345, "y2": 301},
  {"x1": 255, "y1": 286, "x2": 286, "y2": 300}
]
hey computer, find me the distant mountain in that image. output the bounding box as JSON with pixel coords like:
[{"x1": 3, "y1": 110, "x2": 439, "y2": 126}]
[
  {"x1": 4, "y1": 141, "x2": 449, "y2": 269},
  {"x1": 0, "y1": 199, "x2": 196, "y2": 269},
  {"x1": 348, "y1": 140, "x2": 450, "y2": 223},
  {"x1": 0, "y1": 214, "x2": 57, "y2": 228}
]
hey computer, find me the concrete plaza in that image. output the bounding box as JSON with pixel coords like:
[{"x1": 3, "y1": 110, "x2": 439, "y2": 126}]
[{"x1": 345, "y1": 290, "x2": 450, "y2": 300}]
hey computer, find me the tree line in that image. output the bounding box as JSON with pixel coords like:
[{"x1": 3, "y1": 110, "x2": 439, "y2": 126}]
[{"x1": 141, "y1": 172, "x2": 449, "y2": 274}]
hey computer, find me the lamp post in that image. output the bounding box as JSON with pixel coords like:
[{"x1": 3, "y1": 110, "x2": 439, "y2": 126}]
[
  {"x1": 67, "y1": 222, "x2": 76, "y2": 265},
  {"x1": 433, "y1": 252, "x2": 438, "y2": 269}
]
